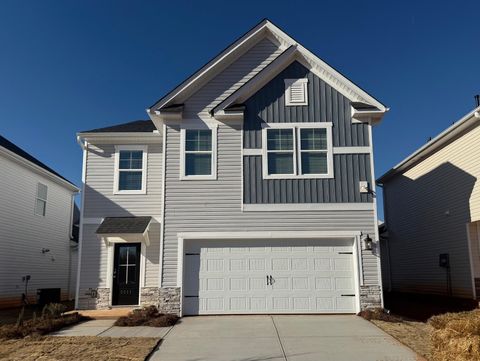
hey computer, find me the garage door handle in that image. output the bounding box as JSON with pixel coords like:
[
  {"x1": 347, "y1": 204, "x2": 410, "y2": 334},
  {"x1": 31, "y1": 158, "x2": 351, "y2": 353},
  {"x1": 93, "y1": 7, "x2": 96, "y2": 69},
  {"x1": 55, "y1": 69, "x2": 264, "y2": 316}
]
[
  {"x1": 341, "y1": 294, "x2": 355, "y2": 297},
  {"x1": 266, "y1": 275, "x2": 270, "y2": 285}
]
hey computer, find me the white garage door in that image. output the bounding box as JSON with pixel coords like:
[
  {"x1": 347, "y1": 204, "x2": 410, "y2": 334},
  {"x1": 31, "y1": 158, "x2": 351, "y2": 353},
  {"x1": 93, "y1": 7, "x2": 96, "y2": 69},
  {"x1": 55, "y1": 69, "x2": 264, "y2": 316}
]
[{"x1": 183, "y1": 239, "x2": 358, "y2": 315}]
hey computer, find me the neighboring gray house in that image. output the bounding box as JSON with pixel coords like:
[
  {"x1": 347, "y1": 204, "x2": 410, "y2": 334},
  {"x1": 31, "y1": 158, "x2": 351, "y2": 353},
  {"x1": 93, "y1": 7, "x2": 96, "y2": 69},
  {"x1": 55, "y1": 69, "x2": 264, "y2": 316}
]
[
  {"x1": 378, "y1": 103, "x2": 480, "y2": 299},
  {"x1": 75, "y1": 19, "x2": 388, "y2": 315},
  {"x1": 0, "y1": 135, "x2": 79, "y2": 309}
]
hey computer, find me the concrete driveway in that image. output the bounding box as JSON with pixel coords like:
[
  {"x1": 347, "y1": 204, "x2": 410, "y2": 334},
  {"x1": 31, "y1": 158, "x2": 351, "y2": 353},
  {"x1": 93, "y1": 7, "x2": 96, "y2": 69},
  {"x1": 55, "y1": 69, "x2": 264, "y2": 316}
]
[{"x1": 150, "y1": 315, "x2": 419, "y2": 361}]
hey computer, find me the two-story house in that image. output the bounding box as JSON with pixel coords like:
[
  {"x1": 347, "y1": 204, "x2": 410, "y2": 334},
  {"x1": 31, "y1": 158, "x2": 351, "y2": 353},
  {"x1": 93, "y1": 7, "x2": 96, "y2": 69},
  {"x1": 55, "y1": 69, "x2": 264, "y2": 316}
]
[
  {"x1": 0, "y1": 135, "x2": 79, "y2": 308},
  {"x1": 378, "y1": 102, "x2": 480, "y2": 300},
  {"x1": 75, "y1": 20, "x2": 388, "y2": 316}
]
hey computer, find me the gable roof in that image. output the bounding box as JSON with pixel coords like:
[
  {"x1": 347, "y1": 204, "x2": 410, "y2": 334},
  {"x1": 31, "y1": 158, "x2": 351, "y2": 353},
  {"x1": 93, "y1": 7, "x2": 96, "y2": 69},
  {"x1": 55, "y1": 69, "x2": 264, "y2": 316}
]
[
  {"x1": 0, "y1": 135, "x2": 77, "y2": 189},
  {"x1": 377, "y1": 106, "x2": 480, "y2": 184},
  {"x1": 80, "y1": 120, "x2": 156, "y2": 133},
  {"x1": 147, "y1": 19, "x2": 387, "y2": 116}
]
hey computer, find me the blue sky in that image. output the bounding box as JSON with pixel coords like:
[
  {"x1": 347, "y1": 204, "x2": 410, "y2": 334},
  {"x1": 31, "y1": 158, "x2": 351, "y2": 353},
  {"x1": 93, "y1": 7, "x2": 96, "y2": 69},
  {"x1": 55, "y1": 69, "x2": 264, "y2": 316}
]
[{"x1": 1, "y1": 0, "x2": 479, "y2": 218}]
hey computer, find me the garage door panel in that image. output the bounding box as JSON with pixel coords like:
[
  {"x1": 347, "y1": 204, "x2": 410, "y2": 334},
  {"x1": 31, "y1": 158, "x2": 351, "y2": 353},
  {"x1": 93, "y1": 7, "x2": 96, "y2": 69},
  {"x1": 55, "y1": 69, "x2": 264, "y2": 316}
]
[{"x1": 183, "y1": 239, "x2": 357, "y2": 315}]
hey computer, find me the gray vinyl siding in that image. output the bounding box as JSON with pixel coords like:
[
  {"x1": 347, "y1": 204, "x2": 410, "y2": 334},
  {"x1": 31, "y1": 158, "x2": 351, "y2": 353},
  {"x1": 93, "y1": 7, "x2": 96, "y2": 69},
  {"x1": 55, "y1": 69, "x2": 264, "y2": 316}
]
[
  {"x1": 83, "y1": 143, "x2": 162, "y2": 218},
  {"x1": 77, "y1": 141, "x2": 162, "y2": 304},
  {"x1": 243, "y1": 61, "x2": 369, "y2": 149},
  {"x1": 242, "y1": 61, "x2": 372, "y2": 204},
  {"x1": 0, "y1": 153, "x2": 75, "y2": 308},
  {"x1": 162, "y1": 124, "x2": 379, "y2": 287},
  {"x1": 183, "y1": 38, "x2": 283, "y2": 119},
  {"x1": 383, "y1": 163, "x2": 475, "y2": 298},
  {"x1": 244, "y1": 154, "x2": 373, "y2": 203}
]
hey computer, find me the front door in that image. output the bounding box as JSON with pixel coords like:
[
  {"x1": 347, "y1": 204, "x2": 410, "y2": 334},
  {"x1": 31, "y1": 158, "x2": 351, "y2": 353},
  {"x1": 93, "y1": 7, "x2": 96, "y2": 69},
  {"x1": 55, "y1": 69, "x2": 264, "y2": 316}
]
[{"x1": 112, "y1": 243, "x2": 141, "y2": 306}]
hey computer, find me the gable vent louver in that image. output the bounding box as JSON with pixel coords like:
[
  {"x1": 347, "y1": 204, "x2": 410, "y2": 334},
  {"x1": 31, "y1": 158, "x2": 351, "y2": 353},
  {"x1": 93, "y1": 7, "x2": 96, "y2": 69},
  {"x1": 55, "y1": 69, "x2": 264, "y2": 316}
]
[{"x1": 285, "y1": 79, "x2": 308, "y2": 106}]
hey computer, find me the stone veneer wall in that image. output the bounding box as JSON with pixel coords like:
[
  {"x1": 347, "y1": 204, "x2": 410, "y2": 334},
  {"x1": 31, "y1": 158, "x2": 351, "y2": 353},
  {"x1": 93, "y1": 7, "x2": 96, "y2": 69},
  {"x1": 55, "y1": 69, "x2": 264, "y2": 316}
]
[
  {"x1": 359, "y1": 285, "x2": 382, "y2": 310},
  {"x1": 77, "y1": 287, "x2": 110, "y2": 310},
  {"x1": 158, "y1": 287, "x2": 181, "y2": 315},
  {"x1": 140, "y1": 287, "x2": 160, "y2": 307}
]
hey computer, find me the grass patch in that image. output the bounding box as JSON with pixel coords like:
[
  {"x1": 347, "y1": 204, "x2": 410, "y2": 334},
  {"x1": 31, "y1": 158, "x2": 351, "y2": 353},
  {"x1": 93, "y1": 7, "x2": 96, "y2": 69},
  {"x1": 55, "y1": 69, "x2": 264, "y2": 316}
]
[
  {"x1": 0, "y1": 304, "x2": 91, "y2": 339},
  {"x1": 428, "y1": 310, "x2": 480, "y2": 361},
  {"x1": 114, "y1": 305, "x2": 178, "y2": 327},
  {"x1": 0, "y1": 336, "x2": 159, "y2": 361}
]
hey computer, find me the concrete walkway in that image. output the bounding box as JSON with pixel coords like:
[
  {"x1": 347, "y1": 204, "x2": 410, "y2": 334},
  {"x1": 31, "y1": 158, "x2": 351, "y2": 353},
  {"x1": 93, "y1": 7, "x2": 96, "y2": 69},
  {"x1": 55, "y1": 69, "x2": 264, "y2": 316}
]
[
  {"x1": 150, "y1": 315, "x2": 420, "y2": 361},
  {"x1": 51, "y1": 319, "x2": 171, "y2": 338}
]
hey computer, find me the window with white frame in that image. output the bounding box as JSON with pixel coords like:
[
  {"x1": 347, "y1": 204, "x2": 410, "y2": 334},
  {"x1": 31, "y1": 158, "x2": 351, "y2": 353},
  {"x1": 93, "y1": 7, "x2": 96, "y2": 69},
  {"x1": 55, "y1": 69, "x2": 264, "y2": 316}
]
[
  {"x1": 262, "y1": 123, "x2": 333, "y2": 179},
  {"x1": 114, "y1": 146, "x2": 147, "y2": 194},
  {"x1": 35, "y1": 183, "x2": 48, "y2": 216},
  {"x1": 285, "y1": 79, "x2": 308, "y2": 106},
  {"x1": 181, "y1": 128, "x2": 217, "y2": 179}
]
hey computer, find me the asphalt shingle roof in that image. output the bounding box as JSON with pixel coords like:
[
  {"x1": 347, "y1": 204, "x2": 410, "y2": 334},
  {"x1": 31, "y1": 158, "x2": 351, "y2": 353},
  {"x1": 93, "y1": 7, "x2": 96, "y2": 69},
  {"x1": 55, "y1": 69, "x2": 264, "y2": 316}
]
[
  {"x1": 96, "y1": 217, "x2": 152, "y2": 234},
  {"x1": 81, "y1": 120, "x2": 156, "y2": 133},
  {"x1": 0, "y1": 135, "x2": 76, "y2": 187}
]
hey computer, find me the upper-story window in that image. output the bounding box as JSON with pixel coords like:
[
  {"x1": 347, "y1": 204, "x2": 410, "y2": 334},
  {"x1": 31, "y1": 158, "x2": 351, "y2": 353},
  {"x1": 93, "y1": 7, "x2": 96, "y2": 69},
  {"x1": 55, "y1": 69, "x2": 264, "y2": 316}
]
[
  {"x1": 180, "y1": 127, "x2": 217, "y2": 180},
  {"x1": 284, "y1": 79, "x2": 308, "y2": 106},
  {"x1": 114, "y1": 145, "x2": 147, "y2": 194},
  {"x1": 35, "y1": 183, "x2": 48, "y2": 216},
  {"x1": 262, "y1": 123, "x2": 333, "y2": 179}
]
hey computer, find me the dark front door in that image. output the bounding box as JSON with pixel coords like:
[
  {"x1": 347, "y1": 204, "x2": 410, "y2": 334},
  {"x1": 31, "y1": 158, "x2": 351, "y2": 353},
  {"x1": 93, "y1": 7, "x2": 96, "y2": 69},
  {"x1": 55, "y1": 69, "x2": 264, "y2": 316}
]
[{"x1": 112, "y1": 243, "x2": 141, "y2": 306}]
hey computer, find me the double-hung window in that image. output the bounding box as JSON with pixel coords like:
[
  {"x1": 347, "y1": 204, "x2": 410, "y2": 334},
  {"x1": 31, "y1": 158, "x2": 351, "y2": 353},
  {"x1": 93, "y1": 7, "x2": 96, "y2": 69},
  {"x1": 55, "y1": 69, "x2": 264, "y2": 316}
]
[
  {"x1": 181, "y1": 127, "x2": 217, "y2": 179},
  {"x1": 35, "y1": 183, "x2": 48, "y2": 216},
  {"x1": 114, "y1": 146, "x2": 147, "y2": 194},
  {"x1": 262, "y1": 123, "x2": 333, "y2": 179}
]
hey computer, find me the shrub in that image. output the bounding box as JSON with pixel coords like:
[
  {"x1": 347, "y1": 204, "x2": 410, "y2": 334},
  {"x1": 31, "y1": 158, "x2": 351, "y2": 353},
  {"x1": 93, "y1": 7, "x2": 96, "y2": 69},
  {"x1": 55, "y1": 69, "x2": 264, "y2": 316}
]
[
  {"x1": 428, "y1": 310, "x2": 480, "y2": 361},
  {"x1": 358, "y1": 308, "x2": 403, "y2": 322},
  {"x1": 41, "y1": 303, "x2": 67, "y2": 319},
  {"x1": 114, "y1": 306, "x2": 179, "y2": 327}
]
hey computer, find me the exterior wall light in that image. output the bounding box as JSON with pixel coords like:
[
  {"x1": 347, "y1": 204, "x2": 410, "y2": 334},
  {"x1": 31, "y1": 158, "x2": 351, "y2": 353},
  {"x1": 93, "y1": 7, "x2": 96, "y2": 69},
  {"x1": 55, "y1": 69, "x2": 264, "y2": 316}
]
[{"x1": 363, "y1": 234, "x2": 373, "y2": 250}]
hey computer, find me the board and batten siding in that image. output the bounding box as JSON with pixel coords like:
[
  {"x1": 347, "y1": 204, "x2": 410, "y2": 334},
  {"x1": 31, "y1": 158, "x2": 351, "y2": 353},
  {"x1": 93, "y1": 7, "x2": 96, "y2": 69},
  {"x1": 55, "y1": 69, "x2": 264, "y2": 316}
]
[
  {"x1": 183, "y1": 37, "x2": 283, "y2": 119},
  {"x1": 383, "y1": 123, "x2": 480, "y2": 298},
  {"x1": 242, "y1": 61, "x2": 372, "y2": 204},
  {"x1": 0, "y1": 154, "x2": 75, "y2": 308},
  {"x1": 162, "y1": 123, "x2": 379, "y2": 287},
  {"x1": 243, "y1": 61, "x2": 370, "y2": 149},
  {"x1": 77, "y1": 142, "x2": 162, "y2": 306}
]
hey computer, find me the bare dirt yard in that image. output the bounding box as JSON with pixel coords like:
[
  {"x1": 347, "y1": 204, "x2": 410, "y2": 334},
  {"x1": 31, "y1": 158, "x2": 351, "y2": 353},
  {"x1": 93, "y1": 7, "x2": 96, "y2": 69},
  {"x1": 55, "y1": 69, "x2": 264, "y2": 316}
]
[
  {"x1": 371, "y1": 319, "x2": 432, "y2": 360},
  {"x1": 0, "y1": 336, "x2": 159, "y2": 361}
]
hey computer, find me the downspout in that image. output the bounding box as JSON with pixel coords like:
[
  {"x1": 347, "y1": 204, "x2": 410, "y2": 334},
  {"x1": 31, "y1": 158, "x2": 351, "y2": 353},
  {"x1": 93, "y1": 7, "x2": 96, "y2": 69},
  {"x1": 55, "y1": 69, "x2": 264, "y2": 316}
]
[
  {"x1": 75, "y1": 136, "x2": 88, "y2": 309},
  {"x1": 377, "y1": 181, "x2": 393, "y2": 292},
  {"x1": 67, "y1": 193, "x2": 75, "y2": 300}
]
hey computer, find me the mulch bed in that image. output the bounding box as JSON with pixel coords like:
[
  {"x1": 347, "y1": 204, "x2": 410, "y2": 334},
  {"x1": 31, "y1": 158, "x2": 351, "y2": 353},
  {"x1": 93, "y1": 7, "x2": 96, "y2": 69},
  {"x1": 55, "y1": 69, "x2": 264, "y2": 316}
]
[{"x1": 114, "y1": 305, "x2": 179, "y2": 327}]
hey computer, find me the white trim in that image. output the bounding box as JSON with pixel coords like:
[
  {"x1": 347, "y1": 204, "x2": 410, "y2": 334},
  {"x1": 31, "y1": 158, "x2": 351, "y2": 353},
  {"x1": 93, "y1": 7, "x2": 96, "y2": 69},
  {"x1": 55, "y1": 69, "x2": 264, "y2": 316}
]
[
  {"x1": 240, "y1": 125, "x2": 244, "y2": 212},
  {"x1": 0, "y1": 146, "x2": 79, "y2": 192},
  {"x1": 284, "y1": 78, "x2": 308, "y2": 106},
  {"x1": 176, "y1": 231, "x2": 363, "y2": 315},
  {"x1": 159, "y1": 123, "x2": 167, "y2": 288},
  {"x1": 242, "y1": 203, "x2": 374, "y2": 212},
  {"x1": 149, "y1": 20, "x2": 270, "y2": 110},
  {"x1": 333, "y1": 147, "x2": 371, "y2": 154},
  {"x1": 75, "y1": 140, "x2": 88, "y2": 309},
  {"x1": 242, "y1": 148, "x2": 263, "y2": 156},
  {"x1": 113, "y1": 145, "x2": 148, "y2": 195},
  {"x1": 261, "y1": 122, "x2": 333, "y2": 179},
  {"x1": 151, "y1": 20, "x2": 386, "y2": 114},
  {"x1": 179, "y1": 125, "x2": 218, "y2": 180},
  {"x1": 78, "y1": 132, "x2": 161, "y2": 144},
  {"x1": 466, "y1": 223, "x2": 477, "y2": 300},
  {"x1": 367, "y1": 123, "x2": 384, "y2": 307}
]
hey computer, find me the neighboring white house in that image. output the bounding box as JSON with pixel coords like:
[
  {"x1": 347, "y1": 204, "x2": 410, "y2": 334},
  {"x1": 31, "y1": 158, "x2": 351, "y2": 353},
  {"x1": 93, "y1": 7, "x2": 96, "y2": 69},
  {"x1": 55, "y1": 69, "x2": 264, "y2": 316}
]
[
  {"x1": 76, "y1": 19, "x2": 388, "y2": 315},
  {"x1": 0, "y1": 135, "x2": 79, "y2": 309},
  {"x1": 378, "y1": 103, "x2": 480, "y2": 299}
]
